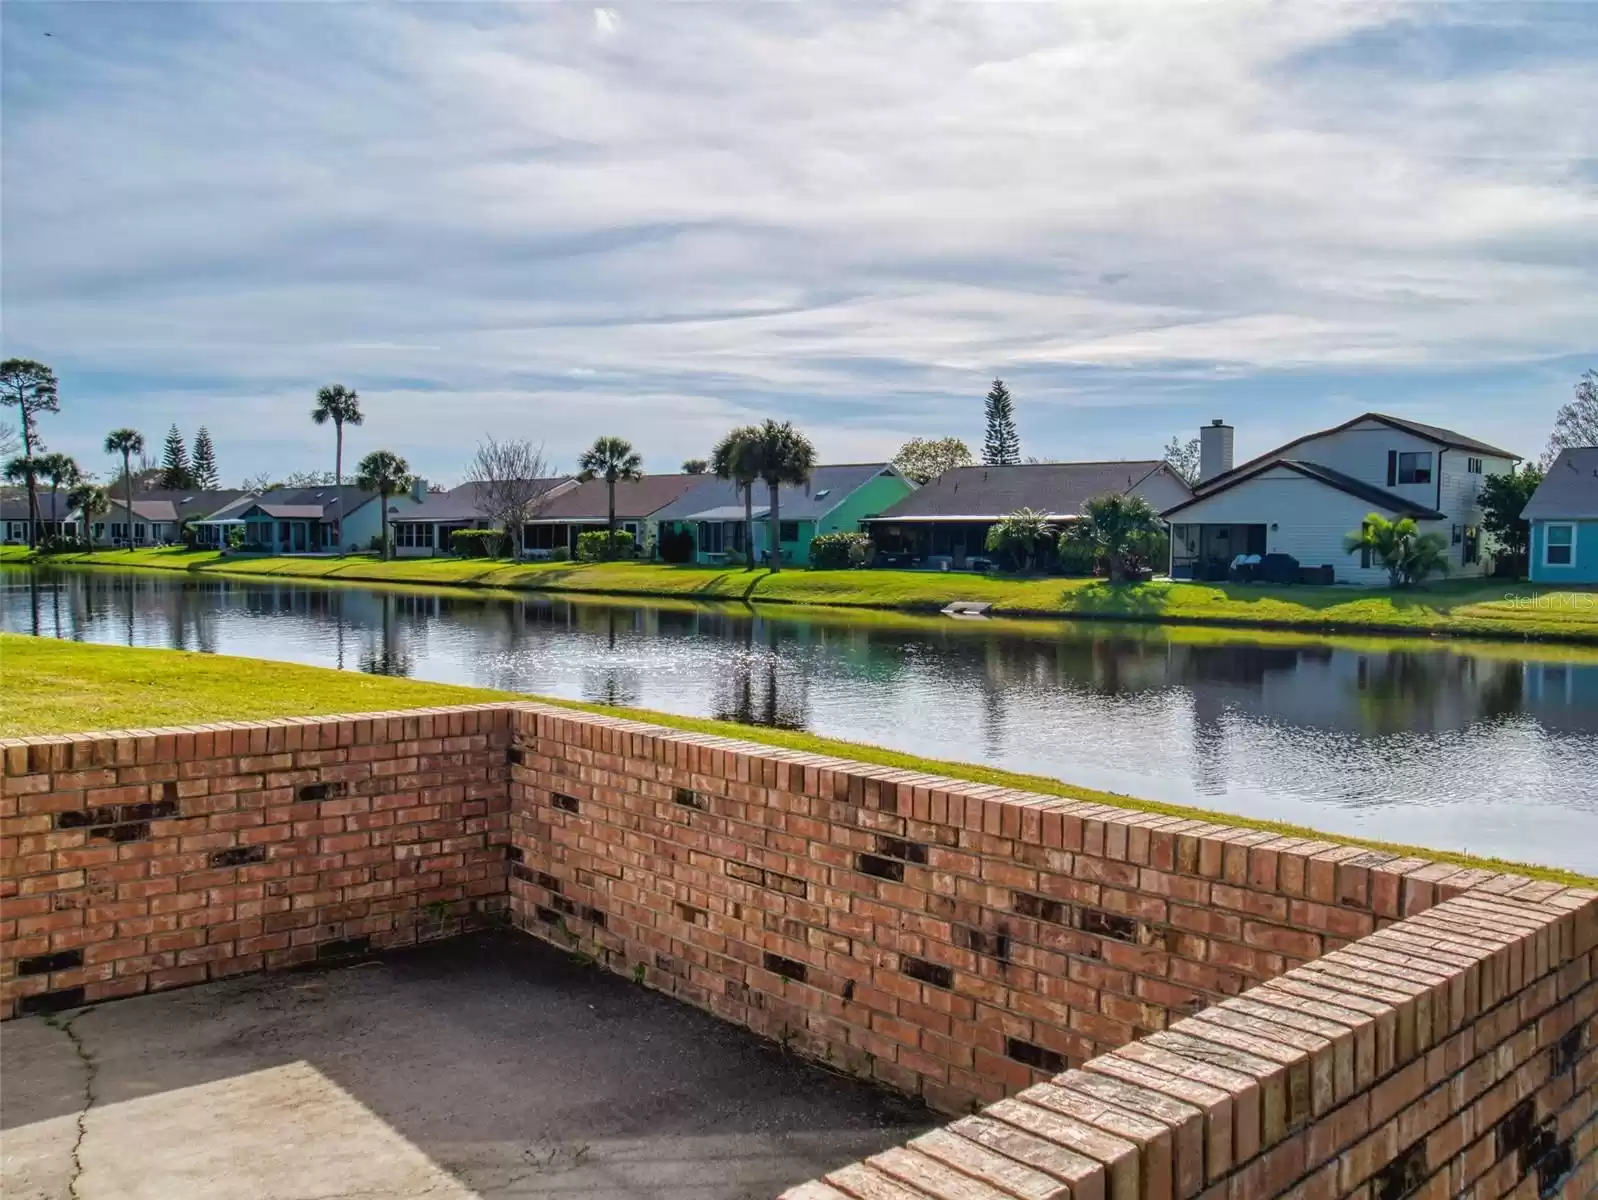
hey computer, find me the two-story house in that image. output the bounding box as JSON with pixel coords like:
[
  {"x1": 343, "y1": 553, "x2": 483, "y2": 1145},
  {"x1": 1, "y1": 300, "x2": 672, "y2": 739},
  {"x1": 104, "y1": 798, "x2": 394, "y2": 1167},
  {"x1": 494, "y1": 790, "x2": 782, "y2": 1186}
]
[{"x1": 1161, "y1": 414, "x2": 1519, "y2": 585}]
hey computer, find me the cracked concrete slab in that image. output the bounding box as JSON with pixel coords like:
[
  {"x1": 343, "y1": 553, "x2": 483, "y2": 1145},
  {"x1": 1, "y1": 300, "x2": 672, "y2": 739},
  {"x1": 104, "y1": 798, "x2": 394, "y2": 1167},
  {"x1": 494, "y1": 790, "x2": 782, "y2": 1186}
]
[{"x1": 1, "y1": 932, "x2": 930, "y2": 1198}]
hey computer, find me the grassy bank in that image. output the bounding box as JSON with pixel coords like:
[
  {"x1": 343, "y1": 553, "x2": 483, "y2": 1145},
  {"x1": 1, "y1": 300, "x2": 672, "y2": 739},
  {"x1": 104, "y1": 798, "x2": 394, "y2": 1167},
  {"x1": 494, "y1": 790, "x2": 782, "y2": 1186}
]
[
  {"x1": 1, "y1": 633, "x2": 1589, "y2": 886},
  {"x1": 7, "y1": 545, "x2": 1598, "y2": 643}
]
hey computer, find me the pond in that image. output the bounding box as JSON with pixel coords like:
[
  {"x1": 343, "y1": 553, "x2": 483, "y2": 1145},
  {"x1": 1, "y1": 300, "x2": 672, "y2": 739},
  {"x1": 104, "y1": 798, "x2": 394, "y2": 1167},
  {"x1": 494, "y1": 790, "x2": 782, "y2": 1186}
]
[{"x1": 5, "y1": 565, "x2": 1596, "y2": 873}]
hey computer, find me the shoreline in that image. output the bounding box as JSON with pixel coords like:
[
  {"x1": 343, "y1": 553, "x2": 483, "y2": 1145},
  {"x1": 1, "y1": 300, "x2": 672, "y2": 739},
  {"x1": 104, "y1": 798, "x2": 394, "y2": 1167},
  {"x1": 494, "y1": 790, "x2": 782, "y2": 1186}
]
[
  {"x1": 4, "y1": 632, "x2": 1591, "y2": 886},
  {"x1": 6, "y1": 546, "x2": 1597, "y2": 646}
]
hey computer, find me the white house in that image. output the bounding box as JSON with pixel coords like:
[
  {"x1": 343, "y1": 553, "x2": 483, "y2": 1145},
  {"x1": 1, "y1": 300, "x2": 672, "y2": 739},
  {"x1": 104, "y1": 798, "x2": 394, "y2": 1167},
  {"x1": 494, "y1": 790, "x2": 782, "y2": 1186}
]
[{"x1": 1162, "y1": 415, "x2": 1519, "y2": 585}]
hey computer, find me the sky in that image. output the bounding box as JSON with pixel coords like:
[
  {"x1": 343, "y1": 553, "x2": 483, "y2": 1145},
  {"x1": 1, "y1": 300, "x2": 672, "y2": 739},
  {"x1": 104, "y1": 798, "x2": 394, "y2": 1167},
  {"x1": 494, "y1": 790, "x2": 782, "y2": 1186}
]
[{"x1": 3, "y1": 1, "x2": 1595, "y2": 488}]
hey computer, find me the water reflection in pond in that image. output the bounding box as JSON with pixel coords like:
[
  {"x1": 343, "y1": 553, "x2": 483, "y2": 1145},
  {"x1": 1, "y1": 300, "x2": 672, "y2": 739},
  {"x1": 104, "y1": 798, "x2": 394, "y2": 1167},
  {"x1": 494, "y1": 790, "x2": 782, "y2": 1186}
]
[{"x1": 5, "y1": 566, "x2": 1596, "y2": 872}]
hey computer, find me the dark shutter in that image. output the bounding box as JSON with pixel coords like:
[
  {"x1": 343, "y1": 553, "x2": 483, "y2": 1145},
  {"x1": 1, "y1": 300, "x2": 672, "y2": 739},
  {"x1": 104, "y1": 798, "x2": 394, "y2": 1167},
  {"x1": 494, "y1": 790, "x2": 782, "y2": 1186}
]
[{"x1": 1386, "y1": 451, "x2": 1397, "y2": 487}]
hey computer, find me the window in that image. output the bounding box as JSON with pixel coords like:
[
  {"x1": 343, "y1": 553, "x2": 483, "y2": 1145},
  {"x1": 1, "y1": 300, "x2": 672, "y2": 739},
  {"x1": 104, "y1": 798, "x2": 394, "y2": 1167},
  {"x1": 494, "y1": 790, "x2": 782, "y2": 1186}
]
[
  {"x1": 698, "y1": 522, "x2": 725, "y2": 554},
  {"x1": 1544, "y1": 523, "x2": 1575, "y2": 567},
  {"x1": 1359, "y1": 520, "x2": 1372, "y2": 569},
  {"x1": 394, "y1": 523, "x2": 433, "y2": 549},
  {"x1": 110, "y1": 522, "x2": 128, "y2": 542},
  {"x1": 93, "y1": 523, "x2": 106, "y2": 541},
  {"x1": 1396, "y1": 451, "x2": 1432, "y2": 485},
  {"x1": 779, "y1": 520, "x2": 799, "y2": 542},
  {"x1": 1467, "y1": 456, "x2": 1483, "y2": 474}
]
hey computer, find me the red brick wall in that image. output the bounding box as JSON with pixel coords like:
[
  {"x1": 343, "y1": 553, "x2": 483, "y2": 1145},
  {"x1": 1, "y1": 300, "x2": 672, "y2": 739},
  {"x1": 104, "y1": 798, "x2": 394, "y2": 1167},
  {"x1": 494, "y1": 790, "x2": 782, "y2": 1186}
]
[
  {"x1": 785, "y1": 888, "x2": 1597, "y2": 1200},
  {"x1": 507, "y1": 704, "x2": 1573, "y2": 1114},
  {"x1": 1, "y1": 706, "x2": 512, "y2": 1017},
  {"x1": 6, "y1": 700, "x2": 1594, "y2": 1198}
]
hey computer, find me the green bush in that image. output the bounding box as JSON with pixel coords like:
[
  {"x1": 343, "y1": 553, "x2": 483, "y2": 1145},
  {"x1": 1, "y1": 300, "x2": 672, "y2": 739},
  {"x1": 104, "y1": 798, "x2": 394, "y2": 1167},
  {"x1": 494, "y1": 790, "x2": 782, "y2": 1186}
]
[
  {"x1": 37, "y1": 534, "x2": 89, "y2": 555},
  {"x1": 575, "y1": 529, "x2": 636, "y2": 562},
  {"x1": 546, "y1": 546, "x2": 571, "y2": 562},
  {"x1": 1055, "y1": 535, "x2": 1100, "y2": 577},
  {"x1": 809, "y1": 532, "x2": 873, "y2": 570},
  {"x1": 984, "y1": 508, "x2": 1056, "y2": 572},
  {"x1": 449, "y1": 529, "x2": 507, "y2": 558}
]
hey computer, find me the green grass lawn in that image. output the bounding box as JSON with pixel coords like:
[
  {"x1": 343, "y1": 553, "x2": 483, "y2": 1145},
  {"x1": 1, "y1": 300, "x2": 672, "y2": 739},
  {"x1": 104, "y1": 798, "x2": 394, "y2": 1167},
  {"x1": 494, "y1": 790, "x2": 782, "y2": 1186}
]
[
  {"x1": 2, "y1": 633, "x2": 1590, "y2": 886},
  {"x1": 5, "y1": 543, "x2": 1597, "y2": 641}
]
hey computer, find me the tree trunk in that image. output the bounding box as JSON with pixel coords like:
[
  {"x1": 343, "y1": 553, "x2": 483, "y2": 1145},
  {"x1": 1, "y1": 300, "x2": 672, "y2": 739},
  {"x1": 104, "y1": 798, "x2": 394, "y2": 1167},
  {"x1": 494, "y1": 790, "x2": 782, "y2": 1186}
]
[
  {"x1": 742, "y1": 481, "x2": 754, "y2": 570},
  {"x1": 380, "y1": 488, "x2": 391, "y2": 560},
  {"x1": 47, "y1": 482, "x2": 59, "y2": 546},
  {"x1": 607, "y1": 479, "x2": 617, "y2": 559},
  {"x1": 21, "y1": 416, "x2": 38, "y2": 550},
  {"x1": 333, "y1": 422, "x2": 343, "y2": 552},
  {"x1": 122, "y1": 451, "x2": 135, "y2": 552},
  {"x1": 767, "y1": 481, "x2": 781, "y2": 574}
]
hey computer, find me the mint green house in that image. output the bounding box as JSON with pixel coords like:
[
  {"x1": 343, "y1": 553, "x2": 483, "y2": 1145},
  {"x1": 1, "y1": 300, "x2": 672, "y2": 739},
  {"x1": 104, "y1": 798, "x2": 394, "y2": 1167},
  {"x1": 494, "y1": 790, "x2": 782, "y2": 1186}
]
[{"x1": 650, "y1": 464, "x2": 916, "y2": 567}]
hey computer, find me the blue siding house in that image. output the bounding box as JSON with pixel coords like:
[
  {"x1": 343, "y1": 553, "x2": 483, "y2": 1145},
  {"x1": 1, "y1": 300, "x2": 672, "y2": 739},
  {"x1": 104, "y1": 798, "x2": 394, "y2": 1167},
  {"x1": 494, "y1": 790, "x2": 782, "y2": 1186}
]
[{"x1": 1523, "y1": 448, "x2": 1598, "y2": 584}]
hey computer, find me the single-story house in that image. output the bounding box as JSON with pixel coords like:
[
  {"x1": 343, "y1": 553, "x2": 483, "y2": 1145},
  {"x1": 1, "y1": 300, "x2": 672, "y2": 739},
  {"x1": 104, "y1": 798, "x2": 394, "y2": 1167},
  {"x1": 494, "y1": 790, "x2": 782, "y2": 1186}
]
[
  {"x1": 650, "y1": 463, "x2": 916, "y2": 566},
  {"x1": 387, "y1": 478, "x2": 577, "y2": 557},
  {"x1": 81, "y1": 489, "x2": 253, "y2": 548},
  {"x1": 1523, "y1": 447, "x2": 1598, "y2": 584},
  {"x1": 192, "y1": 483, "x2": 427, "y2": 554},
  {"x1": 520, "y1": 474, "x2": 706, "y2": 557},
  {"x1": 863, "y1": 460, "x2": 1192, "y2": 568},
  {"x1": 1161, "y1": 414, "x2": 1519, "y2": 585},
  {"x1": 2, "y1": 492, "x2": 77, "y2": 544}
]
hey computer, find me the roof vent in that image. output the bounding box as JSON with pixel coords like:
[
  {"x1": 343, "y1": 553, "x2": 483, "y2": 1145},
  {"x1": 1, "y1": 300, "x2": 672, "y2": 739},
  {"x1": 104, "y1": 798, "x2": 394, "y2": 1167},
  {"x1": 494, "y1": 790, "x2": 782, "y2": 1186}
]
[{"x1": 814, "y1": 489, "x2": 830, "y2": 499}]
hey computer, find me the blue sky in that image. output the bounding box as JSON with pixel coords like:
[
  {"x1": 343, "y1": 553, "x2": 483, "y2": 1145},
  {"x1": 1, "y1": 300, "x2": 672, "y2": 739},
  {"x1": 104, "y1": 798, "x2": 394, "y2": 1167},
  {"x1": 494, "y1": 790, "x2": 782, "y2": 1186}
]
[{"x1": 3, "y1": 2, "x2": 1594, "y2": 486}]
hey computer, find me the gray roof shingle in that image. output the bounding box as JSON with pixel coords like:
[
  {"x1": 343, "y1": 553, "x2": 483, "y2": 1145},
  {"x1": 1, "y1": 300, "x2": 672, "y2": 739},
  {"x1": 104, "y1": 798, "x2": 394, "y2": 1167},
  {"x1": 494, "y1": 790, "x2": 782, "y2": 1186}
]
[
  {"x1": 651, "y1": 464, "x2": 902, "y2": 523},
  {"x1": 871, "y1": 461, "x2": 1171, "y2": 520},
  {"x1": 1522, "y1": 448, "x2": 1598, "y2": 521}
]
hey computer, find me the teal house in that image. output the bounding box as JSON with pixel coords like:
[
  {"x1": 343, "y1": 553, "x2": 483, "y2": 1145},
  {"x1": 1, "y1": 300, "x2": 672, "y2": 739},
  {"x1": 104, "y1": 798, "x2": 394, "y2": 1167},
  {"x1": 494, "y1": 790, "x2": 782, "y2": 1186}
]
[
  {"x1": 650, "y1": 464, "x2": 916, "y2": 567},
  {"x1": 1523, "y1": 448, "x2": 1598, "y2": 584}
]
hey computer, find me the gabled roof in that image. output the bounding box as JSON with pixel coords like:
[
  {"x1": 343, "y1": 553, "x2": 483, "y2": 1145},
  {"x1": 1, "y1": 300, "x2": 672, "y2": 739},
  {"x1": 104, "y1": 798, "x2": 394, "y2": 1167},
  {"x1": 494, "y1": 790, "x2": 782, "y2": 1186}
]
[
  {"x1": 1522, "y1": 448, "x2": 1598, "y2": 521},
  {"x1": 1162, "y1": 458, "x2": 1447, "y2": 520},
  {"x1": 0, "y1": 492, "x2": 77, "y2": 521},
  {"x1": 195, "y1": 485, "x2": 378, "y2": 523},
  {"x1": 1196, "y1": 412, "x2": 1520, "y2": 494},
  {"x1": 869, "y1": 461, "x2": 1175, "y2": 521},
  {"x1": 96, "y1": 489, "x2": 254, "y2": 523},
  {"x1": 392, "y1": 478, "x2": 575, "y2": 524},
  {"x1": 532, "y1": 474, "x2": 708, "y2": 522},
  {"x1": 651, "y1": 464, "x2": 905, "y2": 524}
]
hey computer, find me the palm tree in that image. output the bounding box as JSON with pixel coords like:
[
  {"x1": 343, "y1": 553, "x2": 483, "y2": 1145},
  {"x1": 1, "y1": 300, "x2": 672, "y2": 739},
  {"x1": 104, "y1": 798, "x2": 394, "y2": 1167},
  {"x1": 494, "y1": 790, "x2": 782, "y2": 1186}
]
[
  {"x1": 711, "y1": 426, "x2": 762, "y2": 570},
  {"x1": 750, "y1": 419, "x2": 816, "y2": 574},
  {"x1": 311, "y1": 384, "x2": 363, "y2": 551},
  {"x1": 1080, "y1": 492, "x2": 1161, "y2": 581},
  {"x1": 36, "y1": 452, "x2": 82, "y2": 538},
  {"x1": 103, "y1": 429, "x2": 145, "y2": 549},
  {"x1": 1344, "y1": 513, "x2": 1450, "y2": 588},
  {"x1": 576, "y1": 436, "x2": 643, "y2": 559},
  {"x1": 354, "y1": 449, "x2": 412, "y2": 561},
  {"x1": 68, "y1": 483, "x2": 109, "y2": 545},
  {"x1": 681, "y1": 458, "x2": 708, "y2": 475}
]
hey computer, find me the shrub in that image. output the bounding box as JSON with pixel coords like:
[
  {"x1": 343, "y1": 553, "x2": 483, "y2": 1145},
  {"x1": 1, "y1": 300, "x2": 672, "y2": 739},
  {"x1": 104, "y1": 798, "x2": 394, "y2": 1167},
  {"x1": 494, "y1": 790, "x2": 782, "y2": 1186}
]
[
  {"x1": 809, "y1": 532, "x2": 873, "y2": 570},
  {"x1": 226, "y1": 527, "x2": 245, "y2": 550},
  {"x1": 659, "y1": 525, "x2": 696, "y2": 564},
  {"x1": 546, "y1": 546, "x2": 571, "y2": 563},
  {"x1": 575, "y1": 529, "x2": 636, "y2": 562},
  {"x1": 1055, "y1": 536, "x2": 1100, "y2": 577},
  {"x1": 449, "y1": 529, "x2": 507, "y2": 559},
  {"x1": 37, "y1": 534, "x2": 89, "y2": 555},
  {"x1": 984, "y1": 508, "x2": 1056, "y2": 572}
]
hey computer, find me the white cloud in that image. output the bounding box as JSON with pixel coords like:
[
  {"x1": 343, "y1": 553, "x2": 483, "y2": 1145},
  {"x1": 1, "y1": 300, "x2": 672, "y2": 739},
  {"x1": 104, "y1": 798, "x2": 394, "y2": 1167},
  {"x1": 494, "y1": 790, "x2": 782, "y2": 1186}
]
[{"x1": 1, "y1": 0, "x2": 1593, "y2": 481}]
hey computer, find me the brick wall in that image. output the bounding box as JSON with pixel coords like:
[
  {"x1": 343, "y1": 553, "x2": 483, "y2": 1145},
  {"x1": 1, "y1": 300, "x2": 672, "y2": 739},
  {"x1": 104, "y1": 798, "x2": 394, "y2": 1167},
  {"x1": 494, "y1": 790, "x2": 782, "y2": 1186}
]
[
  {"x1": 1, "y1": 706, "x2": 512, "y2": 1017},
  {"x1": 5, "y1": 700, "x2": 1594, "y2": 1198},
  {"x1": 504, "y1": 703, "x2": 1596, "y2": 1199},
  {"x1": 784, "y1": 888, "x2": 1597, "y2": 1200}
]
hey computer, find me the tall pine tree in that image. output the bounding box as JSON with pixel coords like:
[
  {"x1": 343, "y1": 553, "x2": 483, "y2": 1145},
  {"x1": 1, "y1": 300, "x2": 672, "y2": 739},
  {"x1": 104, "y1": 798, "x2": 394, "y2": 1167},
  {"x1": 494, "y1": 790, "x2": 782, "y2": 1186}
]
[
  {"x1": 191, "y1": 426, "x2": 219, "y2": 489},
  {"x1": 982, "y1": 378, "x2": 1020, "y2": 465},
  {"x1": 158, "y1": 424, "x2": 193, "y2": 489}
]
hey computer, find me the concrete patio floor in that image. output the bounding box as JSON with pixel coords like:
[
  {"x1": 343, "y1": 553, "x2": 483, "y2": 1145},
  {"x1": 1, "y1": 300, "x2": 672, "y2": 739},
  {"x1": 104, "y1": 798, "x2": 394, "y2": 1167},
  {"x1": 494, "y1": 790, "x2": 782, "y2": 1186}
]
[{"x1": 0, "y1": 931, "x2": 931, "y2": 1199}]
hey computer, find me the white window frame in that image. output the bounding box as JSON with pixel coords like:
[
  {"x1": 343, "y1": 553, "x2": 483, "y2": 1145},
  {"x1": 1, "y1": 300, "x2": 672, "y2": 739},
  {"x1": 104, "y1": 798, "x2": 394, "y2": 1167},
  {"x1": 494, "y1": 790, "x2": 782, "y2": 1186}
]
[
  {"x1": 1467, "y1": 456, "x2": 1483, "y2": 474},
  {"x1": 1543, "y1": 522, "x2": 1576, "y2": 568},
  {"x1": 1396, "y1": 451, "x2": 1433, "y2": 485}
]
